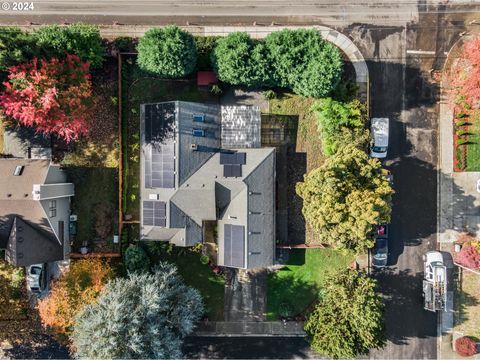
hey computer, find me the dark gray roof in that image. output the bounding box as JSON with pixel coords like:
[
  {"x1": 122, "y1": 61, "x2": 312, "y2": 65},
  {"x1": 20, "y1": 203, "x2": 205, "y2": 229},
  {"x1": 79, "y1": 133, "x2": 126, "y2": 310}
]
[
  {"x1": 4, "y1": 217, "x2": 63, "y2": 267},
  {"x1": 177, "y1": 102, "x2": 221, "y2": 185},
  {"x1": 139, "y1": 101, "x2": 275, "y2": 269},
  {"x1": 3, "y1": 126, "x2": 51, "y2": 159}
]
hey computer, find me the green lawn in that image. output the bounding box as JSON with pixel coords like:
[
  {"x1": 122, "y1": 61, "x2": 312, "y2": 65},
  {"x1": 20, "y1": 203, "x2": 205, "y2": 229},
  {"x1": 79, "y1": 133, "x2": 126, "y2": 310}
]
[
  {"x1": 121, "y1": 57, "x2": 217, "y2": 219},
  {"x1": 269, "y1": 93, "x2": 325, "y2": 172},
  {"x1": 466, "y1": 110, "x2": 480, "y2": 171},
  {"x1": 142, "y1": 244, "x2": 225, "y2": 320},
  {"x1": 454, "y1": 271, "x2": 480, "y2": 339},
  {"x1": 66, "y1": 168, "x2": 118, "y2": 251},
  {"x1": 267, "y1": 248, "x2": 353, "y2": 320}
]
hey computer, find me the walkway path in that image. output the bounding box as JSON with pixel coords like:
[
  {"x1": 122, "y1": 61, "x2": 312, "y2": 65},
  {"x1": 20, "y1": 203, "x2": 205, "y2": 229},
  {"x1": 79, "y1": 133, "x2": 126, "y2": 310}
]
[{"x1": 194, "y1": 321, "x2": 305, "y2": 337}]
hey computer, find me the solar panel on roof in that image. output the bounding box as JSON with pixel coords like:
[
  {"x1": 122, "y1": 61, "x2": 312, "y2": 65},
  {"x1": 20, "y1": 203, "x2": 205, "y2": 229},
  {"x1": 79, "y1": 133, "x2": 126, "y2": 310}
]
[
  {"x1": 143, "y1": 201, "x2": 167, "y2": 227},
  {"x1": 223, "y1": 164, "x2": 242, "y2": 178},
  {"x1": 235, "y1": 152, "x2": 246, "y2": 165},
  {"x1": 220, "y1": 152, "x2": 234, "y2": 165},
  {"x1": 224, "y1": 224, "x2": 245, "y2": 268},
  {"x1": 144, "y1": 103, "x2": 176, "y2": 189}
]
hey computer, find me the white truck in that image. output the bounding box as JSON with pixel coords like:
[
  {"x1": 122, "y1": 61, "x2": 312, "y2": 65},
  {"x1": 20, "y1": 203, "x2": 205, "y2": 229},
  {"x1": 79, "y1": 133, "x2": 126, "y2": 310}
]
[
  {"x1": 370, "y1": 118, "x2": 389, "y2": 158},
  {"x1": 422, "y1": 251, "x2": 447, "y2": 312}
]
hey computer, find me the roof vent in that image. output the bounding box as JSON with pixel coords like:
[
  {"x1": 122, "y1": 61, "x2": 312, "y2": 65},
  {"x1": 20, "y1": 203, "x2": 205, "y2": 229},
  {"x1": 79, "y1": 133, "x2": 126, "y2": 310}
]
[
  {"x1": 18, "y1": 253, "x2": 23, "y2": 259},
  {"x1": 24, "y1": 193, "x2": 28, "y2": 198},
  {"x1": 17, "y1": 237, "x2": 23, "y2": 243},
  {"x1": 13, "y1": 165, "x2": 24, "y2": 176},
  {"x1": 190, "y1": 144, "x2": 198, "y2": 151},
  {"x1": 7, "y1": 193, "x2": 12, "y2": 198}
]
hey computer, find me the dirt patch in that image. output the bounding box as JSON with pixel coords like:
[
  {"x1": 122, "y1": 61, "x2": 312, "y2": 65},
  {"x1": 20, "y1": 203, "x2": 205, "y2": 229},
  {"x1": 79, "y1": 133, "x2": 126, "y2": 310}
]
[{"x1": 455, "y1": 270, "x2": 480, "y2": 339}]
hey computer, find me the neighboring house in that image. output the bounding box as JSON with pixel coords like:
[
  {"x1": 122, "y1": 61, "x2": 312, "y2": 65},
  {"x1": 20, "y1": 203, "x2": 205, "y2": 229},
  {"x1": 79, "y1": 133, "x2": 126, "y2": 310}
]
[
  {"x1": 0, "y1": 159, "x2": 74, "y2": 267},
  {"x1": 140, "y1": 101, "x2": 275, "y2": 269}
]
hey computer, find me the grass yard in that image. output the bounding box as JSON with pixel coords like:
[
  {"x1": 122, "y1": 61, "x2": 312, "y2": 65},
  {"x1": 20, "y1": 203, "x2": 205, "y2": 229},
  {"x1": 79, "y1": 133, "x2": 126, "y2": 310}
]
[
  {"x1": 269, "y1": 93, "x2": 325, "y2": 172},
  {"x1": 66, "y1": 168, "x2": 118, "y2": 251},
  {"x1": 121, "y1": 56, "x2": 217, "y2": 219},
  {"x1": 0, "y1": 260, "x2": 28, "y2": 321},
  {"x1": 142, "y1": 243, "x2": 225, "y2": 320},
  {"x1": 454, "y1": 271, "x2": 480, "y2": 339},
  {"x1": 465, "y1": 110, "x2": 480, "y2": 171},
  {"x1": 267, "y1": 248, "x2": 354, "y2": 320}
]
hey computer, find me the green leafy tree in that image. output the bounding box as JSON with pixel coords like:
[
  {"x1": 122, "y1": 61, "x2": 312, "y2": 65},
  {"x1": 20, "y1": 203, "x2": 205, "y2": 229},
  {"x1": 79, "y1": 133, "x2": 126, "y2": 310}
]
[
  {"x1": 296, "y1": 144, "x2": 393, "y2": 252},
  {"x1": 124, "y1": 244, "x2": 151, "y2": 273},
  {"x1": 265, "y1": 29, "x2": 342, "y2": 97},
  {"x1": 312, "y1": 98, "x2": 367, "y2": 156},
  {"x1": 0, "y1": 27, "x2": 36, "y2": 73},
  {"x1": 33, "y1": 24, "x2": 104, "y2": 68},
  {"x1": 72, "y1": 262, "x2": 204, "y2": 359},
  {"x1": 305, "y1": 269, "x2": 385, "y2": 359},
  {"x1": 211, "y1": 32, "x2": 275, "y2": 87},
  {"x1": 137, "y1": 26, "x2": 197, "y2": 77}
]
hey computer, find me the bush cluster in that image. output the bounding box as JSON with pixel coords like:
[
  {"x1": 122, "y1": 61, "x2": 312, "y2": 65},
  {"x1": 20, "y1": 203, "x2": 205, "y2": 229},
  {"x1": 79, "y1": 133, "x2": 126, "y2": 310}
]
[
  {"x1": 211, "y1": 29, "x2": 343, "y2": 98},
  {"x1": 137, "y1": 26, "x2": 197, "y2": 77},
  {"x1": 0, "y1": 24, "x2": 105, "y2": 74}
]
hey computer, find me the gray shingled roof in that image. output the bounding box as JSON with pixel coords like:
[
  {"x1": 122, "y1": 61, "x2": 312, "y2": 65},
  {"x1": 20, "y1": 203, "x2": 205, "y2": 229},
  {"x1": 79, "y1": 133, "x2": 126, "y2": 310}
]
[{"x1": 139, "y1": 101, "x2": 275, "y2": 269}]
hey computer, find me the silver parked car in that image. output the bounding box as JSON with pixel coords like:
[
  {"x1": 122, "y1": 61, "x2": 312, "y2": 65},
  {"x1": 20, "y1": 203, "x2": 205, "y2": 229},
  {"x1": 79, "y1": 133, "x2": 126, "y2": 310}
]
[{"x1": 26, "y1": 263, "x2": 47, "y2": 294}]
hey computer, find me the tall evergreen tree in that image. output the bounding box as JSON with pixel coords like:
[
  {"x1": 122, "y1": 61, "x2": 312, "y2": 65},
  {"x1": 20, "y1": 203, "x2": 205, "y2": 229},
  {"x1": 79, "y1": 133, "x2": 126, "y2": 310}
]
[
  {"x1": 72, "y1": 262, "x2": 204, "y2": 359},
  {"x1": 305, "y1": 269, "x2": 385, "y2": 359}
]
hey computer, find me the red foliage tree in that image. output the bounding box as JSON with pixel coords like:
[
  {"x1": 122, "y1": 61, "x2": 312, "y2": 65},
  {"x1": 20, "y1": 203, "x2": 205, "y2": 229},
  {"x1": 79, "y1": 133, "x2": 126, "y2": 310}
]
[
  {"x1": 455, "y1": 336, "x2": 478, "y2": 357},
  {"x1": 446, "y1": 37, "x2": 480, "y2": 111},
  {"x1": 455, "y1": 244, "x2": 480, "y2": 270},
  {"x1": 0, "y1": 54, "x2": 92, "y2": 142}
]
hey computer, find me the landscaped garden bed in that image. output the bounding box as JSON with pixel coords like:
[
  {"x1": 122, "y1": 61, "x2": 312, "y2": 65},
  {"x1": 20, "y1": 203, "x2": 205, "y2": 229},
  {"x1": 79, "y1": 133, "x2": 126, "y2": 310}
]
[{"x1": 266, "y1": 248, "x2": 354, "y2": 320}]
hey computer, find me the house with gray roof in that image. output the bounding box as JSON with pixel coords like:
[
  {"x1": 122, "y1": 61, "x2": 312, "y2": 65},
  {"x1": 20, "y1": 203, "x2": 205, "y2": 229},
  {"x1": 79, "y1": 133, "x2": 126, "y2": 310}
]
[
  {"x1": 0, "y1": 159, "x2": 74, "y2": 267},
  {"x1": 140, "y1": 101, "x2": 275, "y2": 269}
]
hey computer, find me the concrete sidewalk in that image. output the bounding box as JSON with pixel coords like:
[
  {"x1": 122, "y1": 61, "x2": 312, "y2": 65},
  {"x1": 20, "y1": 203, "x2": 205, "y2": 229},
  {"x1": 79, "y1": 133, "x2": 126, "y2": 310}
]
[{"x1": 194, "y1": 321, "x2": 305, "y2": 337}]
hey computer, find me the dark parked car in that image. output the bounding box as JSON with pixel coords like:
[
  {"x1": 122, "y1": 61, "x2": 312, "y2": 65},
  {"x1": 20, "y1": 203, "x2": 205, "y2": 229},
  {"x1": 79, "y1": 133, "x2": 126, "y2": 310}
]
[{"x1": 372, "y1": 224, "x2": 389, "y2": 268}]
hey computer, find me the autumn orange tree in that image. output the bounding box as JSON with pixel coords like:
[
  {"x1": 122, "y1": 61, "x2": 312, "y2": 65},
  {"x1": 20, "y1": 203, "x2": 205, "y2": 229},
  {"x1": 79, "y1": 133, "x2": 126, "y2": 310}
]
[
  {"x1": 37, "y1": 258, "x2": 113, "y2": 340},
  {"x1": 446, "y1": 37, "x2": 480, "y2": 111}
]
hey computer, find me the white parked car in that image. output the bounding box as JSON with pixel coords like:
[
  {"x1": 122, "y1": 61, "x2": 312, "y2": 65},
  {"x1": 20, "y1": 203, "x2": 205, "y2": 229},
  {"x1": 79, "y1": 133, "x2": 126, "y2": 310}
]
[
  {"x1": 370, "y1": 118, "x2": 389, "y2": 158},
  {"x1": 26, "y1": 263, "x2": 47, "y2": 294}
]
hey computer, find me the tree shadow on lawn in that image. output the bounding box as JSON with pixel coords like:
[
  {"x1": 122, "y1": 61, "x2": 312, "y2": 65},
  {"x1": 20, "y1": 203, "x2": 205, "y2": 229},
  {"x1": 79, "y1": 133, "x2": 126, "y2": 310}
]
[{"x1": 267, "y1": 273, "x2": 317, "y2": 320}]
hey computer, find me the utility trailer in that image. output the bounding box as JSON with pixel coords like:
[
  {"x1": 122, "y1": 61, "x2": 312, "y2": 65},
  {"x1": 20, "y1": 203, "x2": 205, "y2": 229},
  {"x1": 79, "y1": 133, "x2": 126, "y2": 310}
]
[{"x1": 423, "y1": 251, "x2": 447, "y2": 312}]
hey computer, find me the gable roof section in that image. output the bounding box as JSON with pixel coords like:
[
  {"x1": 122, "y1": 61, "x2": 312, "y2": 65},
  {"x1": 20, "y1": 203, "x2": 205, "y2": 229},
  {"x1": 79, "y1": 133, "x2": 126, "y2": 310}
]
[{"x1": 4, "y1": 217, "x2": 63, "y2": 267}]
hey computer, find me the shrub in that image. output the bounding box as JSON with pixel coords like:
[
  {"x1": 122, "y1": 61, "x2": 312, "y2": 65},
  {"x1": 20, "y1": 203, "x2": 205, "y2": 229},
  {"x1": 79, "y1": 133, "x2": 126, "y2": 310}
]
[
  {"x1": 455, "y1": 336, "x2": 478, "y2": 357},
  {"x1": 124, "y1": 245, "x2": 151, "y2": 273},
  {"x1": 262, "y1": 89, "x2": 277, "y2": 100},
  {"x1": 195, "y1": 35, "x2": 219, "y2": 70},
  {"x1": 0, "y1": 27, "x2": 36, "y2": 73},
  {"x1": 457, "y1": 139, "x2": 468, "y2": 146},
  {"x1": 200, "y1": 255, "x2": 210, "y2": 265},
  {"x1": 0, "y1": 55, "x2": 92, "y2": 142},
  {"x1": 455, "y1": 245, "x2": 480, "y2": 269},
  {"x1": 113, "y1": 36, "x2": 136, "y2": 53},
  {"x1": 265, "y1": 28, "x2": 342, "y2": 98},
  {"x1": 312, "y1": 98, "x2": 367, "y2": 156},
  {"x1": 33, "y1": 24, "x2": 104, "y2": 68},
  {"x1": 137, "y1": 26, "x2": 197, "y2": 77},
  {"x1": 456, "y1": 129, "x2": 468, "y2": 137},
  {"x1": 210, "y1": 84, "x2": 222, "y2": 95},
  {"x1": 211, "y1": 32, "x2": 275, "y2": 87}
]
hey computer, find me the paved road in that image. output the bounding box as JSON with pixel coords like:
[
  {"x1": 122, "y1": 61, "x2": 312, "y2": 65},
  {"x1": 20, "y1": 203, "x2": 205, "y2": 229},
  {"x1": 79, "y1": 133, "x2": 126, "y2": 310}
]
[
  {"x1": 184, "y1": 336, "x2": 315, "y2": 359},
  {"x1": 0, "y1": 0, "x2": 421, "y2": 27}
]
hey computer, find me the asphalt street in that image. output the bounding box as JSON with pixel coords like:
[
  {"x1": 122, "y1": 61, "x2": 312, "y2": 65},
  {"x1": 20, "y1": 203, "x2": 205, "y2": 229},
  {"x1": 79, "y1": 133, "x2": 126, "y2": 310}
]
[
  {"x1": 184, "y1": 336, "x2": 315, "y2": 359},
  {"x1": 0, "y1": 0, "x2": 420, "y2": 27}
]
